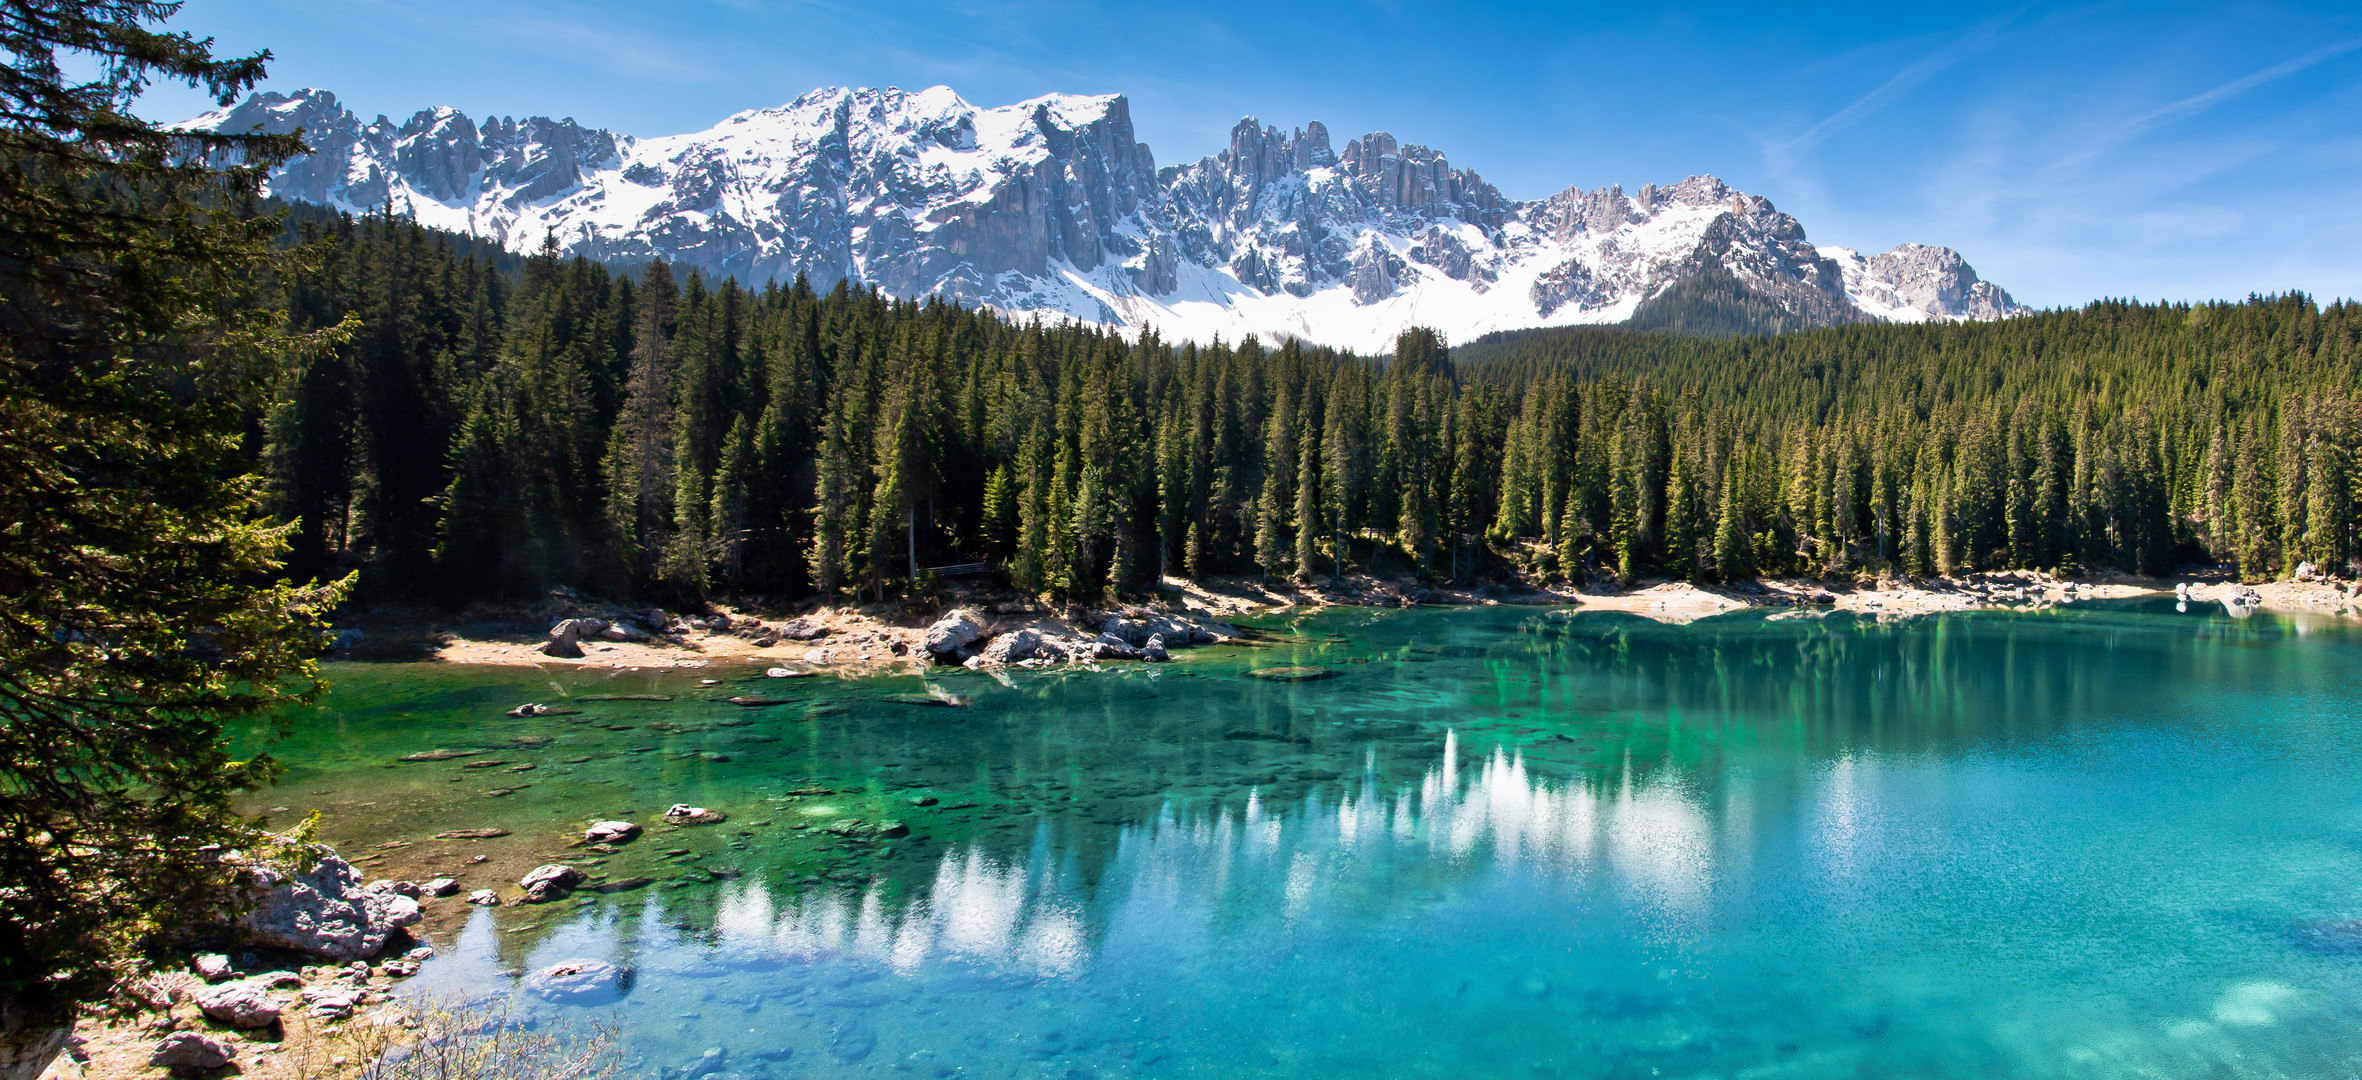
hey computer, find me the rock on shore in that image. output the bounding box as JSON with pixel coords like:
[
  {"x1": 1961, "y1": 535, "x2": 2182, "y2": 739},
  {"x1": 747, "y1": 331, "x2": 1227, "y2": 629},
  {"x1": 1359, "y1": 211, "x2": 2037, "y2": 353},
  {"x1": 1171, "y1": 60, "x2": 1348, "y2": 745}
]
[
  {"x1": 922, "y1": 609, "x2": 984, "y2": 659},
  {"x1": 956, "y1": 607, "x2": 1234, "y2": 669},
  {"x1": 150, "y1": 1031, "x2": 238, "y2": 1069},
  {"x1": 194, "y1": 978, "x2": 281, "y2": 1029},
  {"x1": 241, "y1": 851, "x2": 421, "y2": 961}
]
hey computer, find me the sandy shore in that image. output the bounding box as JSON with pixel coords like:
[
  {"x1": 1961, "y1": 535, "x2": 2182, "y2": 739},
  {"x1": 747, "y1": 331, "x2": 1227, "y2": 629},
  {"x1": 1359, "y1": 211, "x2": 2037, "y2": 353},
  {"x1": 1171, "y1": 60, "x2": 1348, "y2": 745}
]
[{"x1": 344, "y1": 575, "x2": 1279, "y2": 674}]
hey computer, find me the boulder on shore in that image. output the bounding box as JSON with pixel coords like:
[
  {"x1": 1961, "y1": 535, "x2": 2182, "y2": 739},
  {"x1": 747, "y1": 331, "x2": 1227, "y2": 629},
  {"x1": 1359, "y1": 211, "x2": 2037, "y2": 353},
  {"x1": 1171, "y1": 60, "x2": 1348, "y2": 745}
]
[
  {"x1": 776, "y1": 618, "x2": 828, "y2": 641},
  {"x1": 599, "y1": 620, "x2": 651, "y2": 642},
  {"x1": 977, "y1": 628, "x2": 1042, "y2": 665},
  {"x1": 519, "y1": 864, "x2": 585, "y2": 902},
  {"x1": 627, "y1": 608, "x2": 671, "y2": 633},
  {"x1": 923, "y1": 609, "x2": 985, "y2": 659},
  {"x1": 241, "y1": 851, "x2": 421, "y2": 961},
  {"x1": 541, "y1": 619, "x2": 589, "y2": 658},
  {"x1": 150, "y1": 1032, "x2": 238, "y2": 1070},
  {"x1": 1098, "y1": 611, "x2": 1229, "y2": 648},
  {"x1": 194, "y1": 978, "x2": 280, "y2": 1029}
]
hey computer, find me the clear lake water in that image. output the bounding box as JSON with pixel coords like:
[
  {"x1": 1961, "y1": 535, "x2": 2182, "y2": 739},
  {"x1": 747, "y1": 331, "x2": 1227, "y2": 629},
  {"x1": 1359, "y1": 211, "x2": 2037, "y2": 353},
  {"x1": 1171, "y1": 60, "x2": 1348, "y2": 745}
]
[{"x1": 239, "y1": 599, "x2": 2362, "y2": 1079}]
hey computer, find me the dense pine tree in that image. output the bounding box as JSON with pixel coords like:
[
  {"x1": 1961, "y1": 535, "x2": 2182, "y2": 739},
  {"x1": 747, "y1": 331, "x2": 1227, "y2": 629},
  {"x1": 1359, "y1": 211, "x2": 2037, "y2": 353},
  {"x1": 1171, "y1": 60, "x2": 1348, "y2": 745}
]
[{"x1": 249, "y1": 213, "x2": 2362, "y2": 603}]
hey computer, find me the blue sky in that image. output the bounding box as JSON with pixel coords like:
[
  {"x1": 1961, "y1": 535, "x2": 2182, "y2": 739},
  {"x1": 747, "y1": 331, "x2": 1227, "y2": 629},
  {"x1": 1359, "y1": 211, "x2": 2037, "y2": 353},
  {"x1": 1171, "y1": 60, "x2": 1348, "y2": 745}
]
[{"x1": 141, "y1": 1, "x2": 2362, "y2": 309}]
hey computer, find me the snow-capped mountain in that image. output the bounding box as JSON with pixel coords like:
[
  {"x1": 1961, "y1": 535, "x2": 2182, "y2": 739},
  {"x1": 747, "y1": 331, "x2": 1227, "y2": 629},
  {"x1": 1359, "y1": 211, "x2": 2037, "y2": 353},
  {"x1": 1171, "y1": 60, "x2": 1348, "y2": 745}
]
[
  {"x1": 1817, "y1": 244, "x2": 2016, "y2": 323},
  {"x1": 184, "y1": 86, "x2": 2020, "y2": 352}
]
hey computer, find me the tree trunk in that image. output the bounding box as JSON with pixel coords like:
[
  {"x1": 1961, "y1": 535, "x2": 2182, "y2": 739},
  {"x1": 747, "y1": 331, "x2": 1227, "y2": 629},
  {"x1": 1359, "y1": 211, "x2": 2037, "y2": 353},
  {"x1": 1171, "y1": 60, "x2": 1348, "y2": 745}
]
[{"x1": 0, "y1": 1000, "x2": 69, "y2": 1080}]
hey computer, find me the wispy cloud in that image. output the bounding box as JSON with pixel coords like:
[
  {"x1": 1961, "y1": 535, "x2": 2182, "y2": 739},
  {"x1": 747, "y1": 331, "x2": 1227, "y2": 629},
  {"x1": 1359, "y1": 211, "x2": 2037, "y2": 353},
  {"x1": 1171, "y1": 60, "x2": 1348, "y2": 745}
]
[
  {"x1": 1766, "y1": 6, "x2": 2031, "y2": 174},
  {"x1": 2045, "y1": 36, "x2": 2362, "y2": 173}
]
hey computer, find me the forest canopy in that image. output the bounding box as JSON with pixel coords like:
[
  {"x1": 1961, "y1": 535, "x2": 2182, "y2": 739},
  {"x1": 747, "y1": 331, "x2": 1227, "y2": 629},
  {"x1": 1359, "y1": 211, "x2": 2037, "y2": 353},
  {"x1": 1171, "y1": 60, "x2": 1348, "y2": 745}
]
[{"x1": 262, "y1": 207, "x2": 2362, "y2": 603}]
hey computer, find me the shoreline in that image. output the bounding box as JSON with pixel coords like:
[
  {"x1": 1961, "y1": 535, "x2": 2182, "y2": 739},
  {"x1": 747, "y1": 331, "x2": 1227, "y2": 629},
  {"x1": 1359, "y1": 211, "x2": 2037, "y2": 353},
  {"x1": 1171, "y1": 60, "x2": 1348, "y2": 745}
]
[{"x1": 332, "y1": 568, "x2": 2362, "y2": 674}]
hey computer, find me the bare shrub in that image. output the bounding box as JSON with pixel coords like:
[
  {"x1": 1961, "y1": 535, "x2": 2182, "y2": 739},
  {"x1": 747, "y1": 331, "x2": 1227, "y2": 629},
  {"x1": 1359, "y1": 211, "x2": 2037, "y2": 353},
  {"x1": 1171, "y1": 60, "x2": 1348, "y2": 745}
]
[{"x1": 287, "y1": 995, "x2": 620, "y2": 1080}]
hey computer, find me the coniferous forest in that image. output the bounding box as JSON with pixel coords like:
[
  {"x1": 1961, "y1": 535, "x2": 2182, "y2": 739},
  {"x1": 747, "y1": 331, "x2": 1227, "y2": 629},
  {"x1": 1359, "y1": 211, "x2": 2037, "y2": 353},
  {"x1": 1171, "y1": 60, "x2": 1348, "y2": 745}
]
[{"x1": 261, "y1": 207, "x2": 2362, "y2": 605}]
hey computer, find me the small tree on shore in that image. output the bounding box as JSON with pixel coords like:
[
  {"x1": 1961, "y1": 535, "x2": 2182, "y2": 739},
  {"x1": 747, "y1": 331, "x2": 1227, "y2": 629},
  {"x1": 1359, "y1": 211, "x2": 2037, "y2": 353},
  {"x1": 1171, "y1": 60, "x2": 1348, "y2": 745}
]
[{"x1": 0, "y1": 3, "x2": 350, "y2": 1076}]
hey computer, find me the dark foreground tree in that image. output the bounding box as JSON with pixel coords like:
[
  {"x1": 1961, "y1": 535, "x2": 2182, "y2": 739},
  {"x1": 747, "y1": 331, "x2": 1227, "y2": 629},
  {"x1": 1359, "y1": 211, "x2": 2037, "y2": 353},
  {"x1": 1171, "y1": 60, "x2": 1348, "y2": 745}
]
[{"x1": 0, "y1": 3, "x2": 348, "y2": 1075}]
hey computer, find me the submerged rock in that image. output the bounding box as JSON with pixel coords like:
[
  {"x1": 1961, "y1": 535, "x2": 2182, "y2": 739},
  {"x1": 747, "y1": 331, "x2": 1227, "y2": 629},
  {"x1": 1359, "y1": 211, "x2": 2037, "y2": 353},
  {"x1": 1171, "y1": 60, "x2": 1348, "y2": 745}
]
[
  {"x1": 241, "y1": 851, "x2": 421, "y2": 961},
  {"x1": 519, "y1": 864, "x2": 585, "y2": 902},
  {"x1": 2293, "y1": 916, "x2": 2362, "y2": 953},
  {"x1": 664, "y1": 804, "x2": 726, "y2": 826},
  {"x1": 824, "y1": 818, "x2": 909, "y2": 841},
  {"x1": 523, "y1": 958, "x2": 632, "y2": 1004},
  {"x1": 885, "y1": 693, "x2": 969, "y2": 707},
  {"x1": 1247, "y1": 666, "x2": 1339, "y2": 682},
  {"x1": 583, "y1": 820, "x2": 642, "y2": 844},
  {"x1": 829, "y1": 1019, "x2": 879, "y2": 1063},
  {"x1": 671, "y1": 1046, "x2": 730, "y2": 1080}
]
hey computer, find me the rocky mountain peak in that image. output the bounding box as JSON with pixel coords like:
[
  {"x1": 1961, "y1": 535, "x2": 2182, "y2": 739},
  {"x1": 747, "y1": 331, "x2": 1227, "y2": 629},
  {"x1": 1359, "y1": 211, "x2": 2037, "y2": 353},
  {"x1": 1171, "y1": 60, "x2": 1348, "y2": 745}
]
[
  {"x1": 1820, "y1": 243, "x2": 2019, "y2": 323},
  {"x1": 186, "y1": 86, "x2": 2022, "y2": 351}
]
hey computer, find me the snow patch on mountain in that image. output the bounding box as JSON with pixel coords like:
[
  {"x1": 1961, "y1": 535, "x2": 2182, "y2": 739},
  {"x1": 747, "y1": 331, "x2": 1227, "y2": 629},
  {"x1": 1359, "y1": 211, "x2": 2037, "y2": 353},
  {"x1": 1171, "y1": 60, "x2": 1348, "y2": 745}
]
[{"x1": 185, "y1": 86, "x2": 2021, "y2": 352}]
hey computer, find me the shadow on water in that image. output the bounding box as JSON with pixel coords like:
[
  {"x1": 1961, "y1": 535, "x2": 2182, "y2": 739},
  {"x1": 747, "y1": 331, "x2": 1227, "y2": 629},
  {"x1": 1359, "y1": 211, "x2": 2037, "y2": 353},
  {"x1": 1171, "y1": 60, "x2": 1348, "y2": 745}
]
[{"x1": 245, "y1": 601, "x2": 2362, "y2": 1078}]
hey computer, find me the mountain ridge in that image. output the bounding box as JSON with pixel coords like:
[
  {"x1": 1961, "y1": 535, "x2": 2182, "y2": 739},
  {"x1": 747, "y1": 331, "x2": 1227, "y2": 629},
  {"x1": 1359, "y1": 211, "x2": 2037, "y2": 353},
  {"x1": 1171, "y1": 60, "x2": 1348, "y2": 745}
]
[{"x1": 185, "y1": 85, "x2": 2021, "y2": 351}]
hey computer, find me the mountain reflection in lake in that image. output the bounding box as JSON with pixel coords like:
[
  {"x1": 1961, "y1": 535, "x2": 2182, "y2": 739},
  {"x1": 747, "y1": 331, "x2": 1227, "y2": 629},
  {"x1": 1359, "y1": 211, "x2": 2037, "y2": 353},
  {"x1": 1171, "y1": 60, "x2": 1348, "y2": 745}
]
[
  {"x1": 281, "y1": 601, "x2": 2362, "y2": 1079},
  {"x1": 672, "y1": 729, "x2": 1712, "y2": 979}
]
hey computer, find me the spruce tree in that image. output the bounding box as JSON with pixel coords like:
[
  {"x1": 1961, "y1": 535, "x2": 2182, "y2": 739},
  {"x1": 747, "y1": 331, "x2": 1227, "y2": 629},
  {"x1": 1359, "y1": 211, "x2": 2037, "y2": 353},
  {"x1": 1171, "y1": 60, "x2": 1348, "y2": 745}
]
[
  {"x1": 0, "y1": 6, "x2": 350, "y2": 1070},
  {"x1": 1713, "y1": 456, "x2": 1751, "y2": 581},
  {"x1": 602, "y1": 262, "x2": 678, "y2": 589}
]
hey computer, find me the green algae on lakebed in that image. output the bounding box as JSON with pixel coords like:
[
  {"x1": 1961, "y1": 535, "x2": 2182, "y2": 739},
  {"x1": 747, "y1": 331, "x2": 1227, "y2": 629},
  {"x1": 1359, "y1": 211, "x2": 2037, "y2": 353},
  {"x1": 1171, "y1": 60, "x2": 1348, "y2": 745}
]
[{"x1": 238, "y1": 601, "x2": 2362, "y2": 1079}]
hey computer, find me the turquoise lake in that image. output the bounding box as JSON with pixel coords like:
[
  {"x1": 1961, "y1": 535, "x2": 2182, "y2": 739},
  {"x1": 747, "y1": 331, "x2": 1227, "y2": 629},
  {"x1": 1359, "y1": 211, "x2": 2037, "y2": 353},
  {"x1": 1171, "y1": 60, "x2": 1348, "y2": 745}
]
[{"x1": 245, "y1": 600, "x2": 2362, "y2": 1079}]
